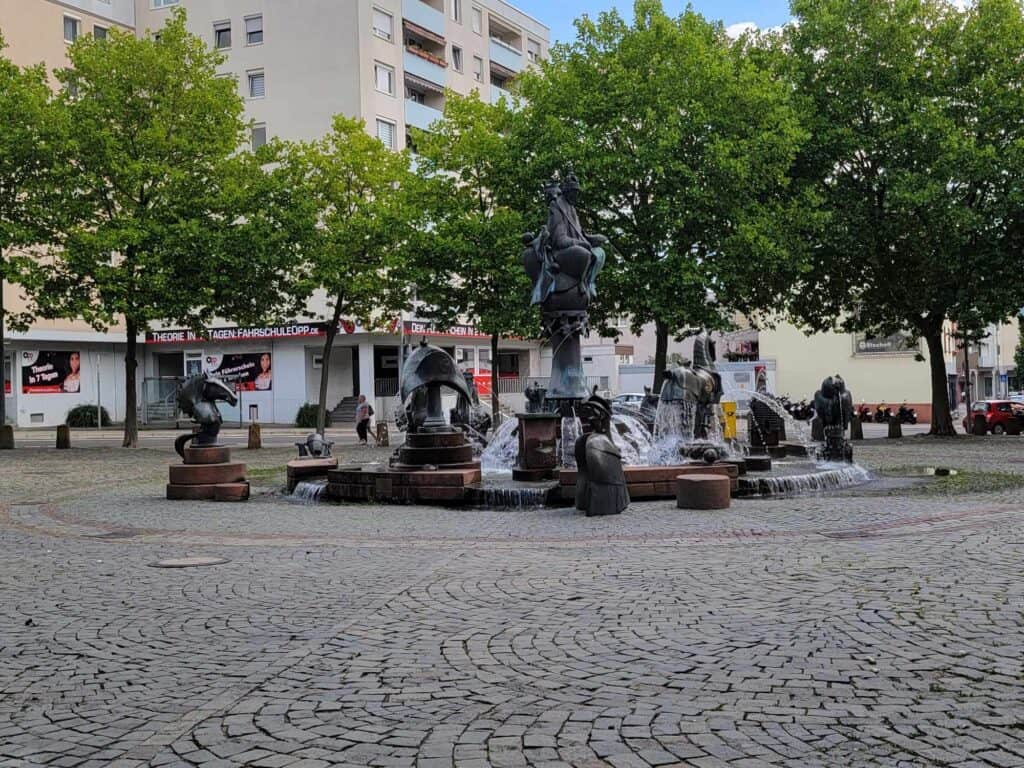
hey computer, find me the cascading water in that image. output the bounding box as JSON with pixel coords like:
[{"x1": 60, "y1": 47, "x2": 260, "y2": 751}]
[
  {"x1": 610, "y1": 413, "x2": 654, "y2": 465},
  {"x1": 292, "y1": 479, "x2": 328, "y2": 502},
  {"x1": 480, "y1": 418, "x2": 519, "y2": 472},
  {"x1": 735, "y1": 389, "x2": 818, "y2": 456},
  {"x1": 560, "y1": 415, "x2": 583, "y2": 469},
  {"x1": 738, "y1": 463, "x2": 870, "y2": 496}
]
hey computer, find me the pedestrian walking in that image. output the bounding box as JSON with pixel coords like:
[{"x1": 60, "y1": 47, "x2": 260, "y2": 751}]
[{"x1": 355, "y1": 394, "x2": 374, "y2": 445}]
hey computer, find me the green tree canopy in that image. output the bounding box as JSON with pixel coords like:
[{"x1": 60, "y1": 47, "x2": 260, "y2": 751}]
[
  {"x1": 0, "y1": 32, "x2": 65, "y2": 426},
  {"x1": 514, "y1": 0, "x2": 806, "y2": 390},
  {"x1": 28, "y1": 11, "x2": 307, "y2": 446},
  {"x1": 410, "y1": 92, "x2": 538, "y2": 419},
  {"x1": 275, "y1": 115, "x2": 419, "y2": 433},
  {"x1": 782, "y1": 0, "x2": 1024, "y2": 434}
]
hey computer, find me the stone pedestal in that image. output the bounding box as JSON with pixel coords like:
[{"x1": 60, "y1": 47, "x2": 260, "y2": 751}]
[
  {"x1": 395, "y1": 430, "x2": 477, "y2": 470},
  {"x1": 676, "y1": 474, "x2": 732, "y2": 510},
  {"x1": 514, "y1": 413, "x2": 560, "y2": 481},
  {"x1": 167, "y1": 445, "x2": 249, "y2": 501},
  {"x1": 287, "y1": 457, "x2": 339, "y2": 492},
  {"x1": 56, "y1": 425, "x2": 71, "y2": 450},
  {"x1": 0, "y1": 424, "x2": 13, "y2": 450}
]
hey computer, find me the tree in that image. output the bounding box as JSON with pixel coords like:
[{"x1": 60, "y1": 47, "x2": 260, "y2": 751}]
[
  {"x1": 782, "y1": 0, "x2": 1024, "y2": 435},
  {"x1": 277, "y1": 116, "x2": 418, "y2": 434},
  {"x1": 26, "y1": 12, "x2": 309, "y2": 447},
  {"x1": 0, "y1": 33, "x2": 63, "y2": 428},
  {"x1": 514, "y1": 0, "x2": 806, "y2": 391},
  {"x1": 410, "y1": 93, "x2": 538, "y2": 421}
]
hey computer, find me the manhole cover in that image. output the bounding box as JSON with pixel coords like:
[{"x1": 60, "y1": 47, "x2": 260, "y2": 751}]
[
  {"x1": 89, "y1": 531, "x2": 136, "y2": 539},
  {"x1": 148, "y1": 557, "x2": 230, "y2": 569}
]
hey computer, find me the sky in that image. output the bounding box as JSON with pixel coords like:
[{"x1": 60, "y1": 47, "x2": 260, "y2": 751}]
[{"x1": 512, "y1": 0, "x2": 792, "y2": 42}]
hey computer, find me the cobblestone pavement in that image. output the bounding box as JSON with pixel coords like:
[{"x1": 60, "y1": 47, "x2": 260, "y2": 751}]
[{"x1": 2, "y1": 436, "x2": 1024, "y2": 767}]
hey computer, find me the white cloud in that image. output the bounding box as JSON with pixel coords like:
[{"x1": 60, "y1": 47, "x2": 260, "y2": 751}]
[{"x1": 725, "y1": 21, "x2": 758, "y2": 39}]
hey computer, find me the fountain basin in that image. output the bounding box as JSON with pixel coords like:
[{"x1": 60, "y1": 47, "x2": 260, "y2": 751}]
[{"x1": 327, "y1": 464, "x2": 482, "y2": 504}]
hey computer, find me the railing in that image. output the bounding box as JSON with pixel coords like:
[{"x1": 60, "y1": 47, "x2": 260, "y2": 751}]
[
  {"x1": 375, "y1": 377, "x2": 400, "y2": 397},
  {"x1": 489, "y1": 37, "x2": 523, "y2": 72},
  {"x1": 405, "y1": 99, "x2": 443, "y2": 131},
  {"x1": 376, "y1": 375, "x2": 610, "y2": 398},
  {"x1": 403, "y1": 0, "x2": 446, "y2": 38},
  {"x1": 142, "y1": 377, "x2": 182, "y2": 425},
  {"x1": 404, "y1": 48, "x2": 448, "y2": 87}
]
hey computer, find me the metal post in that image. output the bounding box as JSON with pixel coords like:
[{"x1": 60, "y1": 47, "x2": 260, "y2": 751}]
[{"x1": 96, "y1": 349, "x2": 102, "y2": 429}]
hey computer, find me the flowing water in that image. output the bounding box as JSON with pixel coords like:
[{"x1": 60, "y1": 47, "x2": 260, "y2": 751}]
[
  {"x1": 467, "y1": 476, "x2": 555, "y2": 509},
  {"x1": 292, "y1": 479, "x2": 328, "y2": 502},
  {"x1": 481, "y1": 419, "x2": 519, "y2": 471},
  {"x1": 560, "y1": 416, "x2": 583, "y2": 469},
  {"x1": 738, "y1": 463, "x2": 870, "y2": 497},
  {"x1": 735, "y1": 389, "x2": 818, "y2": 456}
]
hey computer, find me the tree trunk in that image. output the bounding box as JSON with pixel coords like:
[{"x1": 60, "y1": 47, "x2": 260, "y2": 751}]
[
  {"x1": 652, "y1": 319, "x2": 668, "y2": 394},
  {"x1": 925, "y1": 328, "x2": 956, "y2": 436},
  {"x1": 122, "y1": 317, "x2": 139, "y2": 447},
  {"x1": 316, "y1": 296, "x2": 344, "y2": 435},
  {"x1": 490, "y1": 333, "x2": 500, "y2": 423}
]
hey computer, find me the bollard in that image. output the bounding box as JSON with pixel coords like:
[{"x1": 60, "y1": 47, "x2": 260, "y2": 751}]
[
  {"x1": 850, "y1": 414, "x2": 864, "y2": 441},
  {"x1": 56, "y1": 424, "x2": 71, "y2": 449},
  {"x1": 0, "y1": 424, "x2": 13, "y2": 450},
  {"x1": 376, "y1": 422, "x2": 390, "y2": 447},
  {"x1": 247, "y1": 422, "x2": 262, "y2": 450},
  {"x1": 887, "y1": 417, "x2": 902, "y2": 439},
  {"x1": 972, "y1": 414, "x2": 988, "y2": 436}
]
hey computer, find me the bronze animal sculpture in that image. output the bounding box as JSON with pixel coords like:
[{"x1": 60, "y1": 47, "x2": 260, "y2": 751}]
[
  {"x1": 296, "y1": 432, "x2": 333, "y2": 458},
  {"x1": 451, "y1": 371, "x2": 492, "y2": 444},
  {"x1": 522, "y1": 174, "x2": 608, "y2": 406},
  {"x1": 174, "y1": 373, "x2": 238, "y2": 458},
  {"x1": 659, "y1": 332, "x2": 724, "y2": 447},
  {"x1": 813, "y1": 374, "x2": 854, "y2": 462},
  {"x1": 399, "y1": 340, "x2": 473, "y2": 433},
  {"x1": 574, "y1": 391, "x2": 629, "y2": 516}
]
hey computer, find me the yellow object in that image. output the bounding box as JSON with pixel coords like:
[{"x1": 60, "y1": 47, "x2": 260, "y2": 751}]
[{"x1": 722, "y1": 401, "x2": 738, "y2": 439}]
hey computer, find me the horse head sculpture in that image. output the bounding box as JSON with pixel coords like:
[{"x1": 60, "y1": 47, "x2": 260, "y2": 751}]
[
  {"x1": 400, "y1": 340, "x2": 473, "y2": 433},
  {"x1": 174, "y1": 373, "x2": 238, "y2": 458}
]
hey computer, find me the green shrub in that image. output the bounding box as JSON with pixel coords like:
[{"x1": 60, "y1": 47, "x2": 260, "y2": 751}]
[
  {"x1": 296, "y1": 403, "x2": 329, "y2": 429},
  {"x1": 66, "y1": 404, "x2": 112, "y2": 428}
]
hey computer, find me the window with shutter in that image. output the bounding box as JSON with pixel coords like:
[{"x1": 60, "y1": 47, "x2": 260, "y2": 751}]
[
  {"x1": 473, "y1": 56, "x2": 483, "y2": 82},
  {"x1": 376, "y1": 119, "x2": 395, "y2": 149},
  {"x1": 64, "y1": 16, "x2": 80, "y2": 43},
  {"x1": 246, "y1": 15, "x2": 263, "y2": 45},
  {"x1": 375, "y1": 63, "x2": 394, "y2": 95},
  {"x1": 451, "y1": 46, "x2": 463, "y2": 72},
  {"x1": 372, "y1": 8, "x2": 393, "y2": 41},
  {"x1": 251, "y1": 124, "x2": 267, "y2": 150},
  {"x1": 248, "y1": 71, "x2": 265, "y2": 98},
  {"x1": 214, "y1": 21, "x2": 231, "y2": 49},
  {"x1": 94, "y1": 25, "x2": 108, "y2": 40},
  {"x1": 472, "y1": 7, "x2": 482, "y2": 34}
]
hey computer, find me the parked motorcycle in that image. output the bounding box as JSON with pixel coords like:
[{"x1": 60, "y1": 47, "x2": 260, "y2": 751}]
[
  {"x1": 898, "y1": 404, "x2": 918, "y2": 424},
  {"x1": 874, "y1": 404, "x2": 893, "y2": 423},
  {"x1": 857, "y1": 404, "x2": 872, "y2": 423}
]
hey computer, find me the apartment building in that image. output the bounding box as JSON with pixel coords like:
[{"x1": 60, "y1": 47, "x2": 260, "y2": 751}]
[{"x1": 1, "y1": 0, "x2": 550, "y2": 427}]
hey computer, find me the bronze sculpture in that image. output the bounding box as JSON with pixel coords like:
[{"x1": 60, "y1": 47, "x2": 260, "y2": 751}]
[
  {"x1": 450, "y1": 371, "x2": 492, "y2": 443},
  {"x1": 400, "y1": 340, "x2": 473, "y2": 433},
  {"x1": 174, "y1": 373, "x2": 238, "y2": 458},
  {"x1": 522, "y1": 174, "x2": 608, "y2": 408},
  {"x1": 659, "y1": 331, "x2": 724, "y2": 461},
  {"x1": 813, "y1": 375, "x2": 854, "y2": 462},
  {"x1": 574, "y1": 391, "x2": 629, "y2": 516}
]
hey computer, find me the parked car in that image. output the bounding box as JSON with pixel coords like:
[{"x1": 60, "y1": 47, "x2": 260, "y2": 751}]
[
  {"x1": 1010, "y1": 391, "x2": 1024, "y2": 403},
  {"x1": 962, "y1": 400, "x2": 1024, "y2": 434},
  {"x1": 612, "y1": 393, "x2": 646, "y2": 408}
]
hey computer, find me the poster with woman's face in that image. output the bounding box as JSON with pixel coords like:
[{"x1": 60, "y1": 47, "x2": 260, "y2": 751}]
[
  {"x1": 21, "y1": 351, "x2": 83, "y2": 394},
  {"x1": 203, "y1": 353, "x2": 272, "y2": 391}
]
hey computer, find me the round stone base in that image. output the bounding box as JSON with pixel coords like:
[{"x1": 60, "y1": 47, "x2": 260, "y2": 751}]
[
  {"x1": 184, "y1": 446, "x2": 232, "y2": 465},
  {"x1": 169, "y1": 462, "x2": 246, "y2": 486},
  {"x1": 676, "y1": 474, "x2": 731, "y2": 510}
]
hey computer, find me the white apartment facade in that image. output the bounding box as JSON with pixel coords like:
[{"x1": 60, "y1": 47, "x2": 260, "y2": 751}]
[{"x1": 1, "y1": 0, "x2": 550, "y2": 427}]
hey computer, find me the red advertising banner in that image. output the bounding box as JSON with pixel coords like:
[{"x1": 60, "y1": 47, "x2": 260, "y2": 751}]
[
  {"x1": 21, "y1": 350, "x2": 84, "y2": 394},
  {"x1": 203, "y1": 353, "x2": 273, "y2": 392}
]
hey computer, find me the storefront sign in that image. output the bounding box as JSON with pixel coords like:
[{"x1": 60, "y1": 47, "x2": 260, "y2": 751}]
[
  {"x1": 21, "y1": 350, "x2": 84, "y2": 394},
  {"x1": 403, "y1": 320, "x2": 488, "y2": 339},
  {"x1": 854, "y1": 332, "x2": 916, "y2": 355},
  {"x1": 146, "y1": 324, "x2": 327, "y2": 344},
  {"x1": 204, "y1": 353, "x2": 273, "y2": 391}
]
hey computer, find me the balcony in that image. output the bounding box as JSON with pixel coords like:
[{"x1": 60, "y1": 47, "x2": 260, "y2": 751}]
[
  {"x1": 404, "y1": 48, "x2": 447, "y2": 88},
  {"x1": 489, "y1": 37, "x2": 523, "y2": 73},
  {"x1": 406, "y1": 99, "x2": 443, "y2": 131},
  {"x1": 489, "y1": 83, "x2": 512, "y2": 105},
  {"x1": 402, "y1": 0, "x2": 446, "y2": 39}
]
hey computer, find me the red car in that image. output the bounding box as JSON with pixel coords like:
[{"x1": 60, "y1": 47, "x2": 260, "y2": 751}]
[{"x1": 962, "y1": 400, "x2": 1024, "y2": 434}]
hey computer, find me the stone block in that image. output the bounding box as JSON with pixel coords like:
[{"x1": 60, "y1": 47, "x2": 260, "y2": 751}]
[
  {"x1": 676, "y1": 474, "x2": 731, "y2": 510},
  {"x1": 214, "y1": 482, "x2": 250, "y2": 502},
  {"x1": 166, "y1": 483, "x2": 218, "y2": 501},
  {"x1": 169, "y1": 462, "x2": 246, "y2": 486},
  {"x1": 0, "y1": 424, "x2": 13, "y2": 449},
  {"x1": 247, "y1": 423, "x2": 262, "y2": 450},
  {"x1": 56, "y1": 425, "x2": 71, "y2": 450},
  {"x1": 184, "y1": 446, "x2": 232, "y2": 465}
]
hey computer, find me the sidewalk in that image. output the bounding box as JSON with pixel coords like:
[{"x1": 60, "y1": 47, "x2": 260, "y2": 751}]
[{"x1": 9, "y1": 424, "x2": 363, "y2": 449}]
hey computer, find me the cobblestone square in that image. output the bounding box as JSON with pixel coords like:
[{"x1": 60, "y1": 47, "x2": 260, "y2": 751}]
[{"x1": 2, "y1": 436, "x2": 1023, "y2": 767}]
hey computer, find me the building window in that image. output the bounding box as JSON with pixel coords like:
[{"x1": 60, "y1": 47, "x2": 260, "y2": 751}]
[
  {"x1": 374, "y1": 62, "x2": 395, "y2": 95},
  {"x1": 152, "y1": 0, "x2": 179, "y2": 7},
  {"x1": 527, "y1": 38, "x2": 541, "y2": 63},
  {"x1": 93, "y1": 25, "x2": 108, "y2": 40},
  {"x1": 248, "y1": 70, "x2": 265, "y2": 98},
  {"x1": 407, "y1": 86, "x2": 425, "y2": 104},
  {"x1": 472, "y1": 6, "x2": 482, "y2": 34},
  {"x1": 473, "y1": 55, "x2": 483, "y2": 82},
  {"x1": 245, "y1": 15, "x2": 263, "y2": 45},
  {"x1": 251, "y1": 124, "x2": 267, "y2": 150},
  {"x1": 213, "y1": 21, "x2": 231, "y2": 49},
  {"x1": 376, "y1": 118, "x2": 396, "y2": 149},
  {"x1": 451, "y1": 0, "x2": 462, "y2": 23},
  {"x1": 451, "y1": 45, "x2": 463, "y2": 72},
  {"x1": 372, "y1": 8, "x2": 393, "y2": 42},
  {"x1": 63, "y1": 16, "x2": 81, "y2": 43}
]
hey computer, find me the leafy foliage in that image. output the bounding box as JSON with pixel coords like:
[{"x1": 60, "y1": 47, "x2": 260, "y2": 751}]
[
  {"x1": 295, "y1": 403, "x2": 329, "y2": 429},
  {"x1": 410, "y1": 93, "x2": 539, "y2": 417},
  {"x1": 513, "y1": 0, "x2": 806, "y2": 388},
  {"x1": 275, "y1": 115, "x2": 419, "y2": 432},
  {"x1": 781, "y1": 0, "x2": 1024, "y2": 434},
  {"x1": 66, "y1": 404, "x2": 112, "y2": 428}
]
